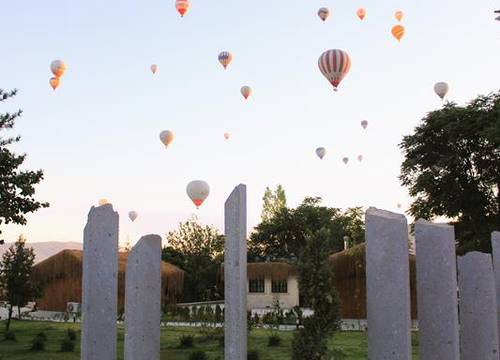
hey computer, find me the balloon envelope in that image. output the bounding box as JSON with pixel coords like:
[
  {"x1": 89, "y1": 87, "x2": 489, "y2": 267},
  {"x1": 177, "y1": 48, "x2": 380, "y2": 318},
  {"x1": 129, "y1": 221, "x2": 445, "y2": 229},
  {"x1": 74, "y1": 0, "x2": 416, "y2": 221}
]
[
  {"x1": 395, "y1": 10, "x2": 404, "y2": 21},
  {"x1": 175, "y1": 0, "x2": 190, "y2": 17},
  {"x1": 50, "y1": 60, "x2": 67, "y2": 78},
  {"x1": 357, "y1": 155, "x2": 363, "y2": 162},
  {"x1": 318, "y1": 49, "x2": 351, "y2": 91},
  {"x1": 316, "y1": 147, "x2": 326, "y2": 159},
  {"x1": 361, "y1": 120, "x2": 368, "y2": 129},
  {"x1": 159, "y1": 130, "x2": 174, "y2": 148},
  {"x1": 128, "y1": 211, "x2": 138, "y2": 222},
  {"x1": 241, "y1": 86, "x2": 252, "y2": 99},
  {"x1": 218, "y1": 51, "x2": 233, "y2": 69},
  {"x1": 392, "y1": 25, "x2": 405, "y2": 42},
  {"x1": 49, "y1": 77, "x2": 60, "y2": 90},
  {"x1": 342, "y1": 157, "x2": 349, "y2": 165},
  {"x1": 187, "y1": 180, "x2": 210, "y2": 208},
  {"x1": 318, "y1": 7, "x2": 330, "y2": 21},
  {"x1": 356, "y1": 8, "x2": 366, "y2": 20},
  {"x1": 434, "y1": 82, "x2": 449, "y2": 99},
  {"x1": 224, "y1": 132, "x2": 230, "y2": 140},
  {"x1": 151, "y1": 64, "x2": 158, "y2": 74}
]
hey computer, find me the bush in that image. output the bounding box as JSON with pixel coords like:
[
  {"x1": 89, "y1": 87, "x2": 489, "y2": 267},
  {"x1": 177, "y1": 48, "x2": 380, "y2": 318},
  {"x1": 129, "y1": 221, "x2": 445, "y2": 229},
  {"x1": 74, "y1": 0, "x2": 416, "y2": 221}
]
[
  {"x1": 4, "y1": 330, "x2": 16, "y2": 341},
  {"x1": 248, "y1": 350, "x2": 260, "y2": 360},
  {"x1": 179, "y1": 334, "x2": 194, "y2": 348},
  {"x1": 31, "y1": 336, "x2": 45, "y2": 351},
  {"x1": 188, "y1": 350, "x2": 207, "y2": 360},
  {"x1": 67, "y1": 328, "x2": 77, "y2": 341},
  {"x1": 36, "y1": 331, "x2": 47, "y2": 341},
  {"x1": 268, "y1": 334, "x2": 281, "y2": 347},
  {"x1": 60, "y1": 337, "x2": 75, "y2": 352}
]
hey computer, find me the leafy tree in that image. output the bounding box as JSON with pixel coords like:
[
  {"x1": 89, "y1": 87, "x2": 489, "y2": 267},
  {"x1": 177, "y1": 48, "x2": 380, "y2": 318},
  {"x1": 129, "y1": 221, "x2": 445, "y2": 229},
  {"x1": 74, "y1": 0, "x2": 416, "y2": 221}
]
[
  {"x1": 0, "y1": 89, "x2": 48, "y2": 241},
  {"x1": 162, "y1": 216, "x2": 224, "y2": 302},
  {"x1": 291, "y1": 228, "x2": 341, "y2": 360},
  {"x1": 249, "y1": 197, "x2": 364, "y2": 261},
  {"x1": 0, "y1": 236, "x2": 41, "y2": 331},
  {"x1": 400, "y1": 92, "x2": 500, "y2": 253},
  {"x1": 261, "y1": 185, "x2": 287, "y2": 222}
]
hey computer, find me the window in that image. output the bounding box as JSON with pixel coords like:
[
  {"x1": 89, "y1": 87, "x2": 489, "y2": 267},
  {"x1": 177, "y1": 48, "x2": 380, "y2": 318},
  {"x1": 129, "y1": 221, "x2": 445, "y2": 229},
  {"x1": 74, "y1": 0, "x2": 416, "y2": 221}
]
[
  {"x1": 249, "y1": 278, "x2": 265, "y2": 293},
  {"x1": 271, "y1": 279, "x2": 288, "y2": 293}
]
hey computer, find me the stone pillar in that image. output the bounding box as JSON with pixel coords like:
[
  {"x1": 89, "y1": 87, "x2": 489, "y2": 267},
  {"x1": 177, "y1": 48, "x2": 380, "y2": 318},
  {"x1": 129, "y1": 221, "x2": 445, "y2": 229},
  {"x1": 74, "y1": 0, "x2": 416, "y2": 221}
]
[
  {"x1": 493, "y1": 232, "x2": 500, "y2": 349},
  {"x1": 458, "y1": 252, "x2": 499, "y2": 360},
  {"x1": 81, "y1": 204, "x2": 119, "y2": 360},
  {"x1": 415, "y1": 220, "x2": 459, "y2": 360},
  {"x1": 124, "y1": 235, "x2": 162, "y2": 360},
  {"x1": 365, "y1": 207, "x2": 411, "y2": 360},
  {"x1": 224, "y1": 184, "x2": 247, "y2": 360}
]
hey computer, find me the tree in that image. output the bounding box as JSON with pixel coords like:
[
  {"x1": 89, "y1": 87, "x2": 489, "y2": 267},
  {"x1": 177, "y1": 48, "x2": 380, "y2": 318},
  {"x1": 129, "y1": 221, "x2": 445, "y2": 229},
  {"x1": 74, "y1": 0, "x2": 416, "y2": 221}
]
[
  {"x1": 249, "y1": 196, "x2": 365, "y2": 261},
  {"x1": 291, "y1": 228, "x2": 341, "y2": 360},
  {"x1": 0, "y1": 89, "x2": 48, "y2": 241},
  {"x1": 400, "y1": 92, "x2": 500, "y2": 253},
  {"x1": 162, "y1": 216, "x2": 224, "y2": 302},
  {"x1": 0, "y1": 236, "x2": 41, "y2": 331},
  {"x1": 261, "y1": 185, "x2": 287, "y2": 222}
]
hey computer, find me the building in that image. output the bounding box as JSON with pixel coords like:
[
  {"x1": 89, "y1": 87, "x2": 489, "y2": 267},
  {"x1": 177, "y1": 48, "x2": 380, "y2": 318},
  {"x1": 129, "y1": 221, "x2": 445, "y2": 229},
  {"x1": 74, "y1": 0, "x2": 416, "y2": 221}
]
[{"x1": 32, "y1": 249, "x2": 184, "y2": 312}]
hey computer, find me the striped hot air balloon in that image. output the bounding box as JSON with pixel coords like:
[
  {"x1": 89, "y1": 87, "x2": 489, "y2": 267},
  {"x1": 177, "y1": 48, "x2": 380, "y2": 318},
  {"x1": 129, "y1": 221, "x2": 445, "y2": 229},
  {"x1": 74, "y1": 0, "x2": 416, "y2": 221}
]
[
  {"x1": 392, "y1": 25, "x2": 405, "y2": 42},
  {"x1": 175, "y1": 0, "x2": 190, "y2": 17},
  {"x1": 318, "y1": 49, "x2": 351, "y2": 91},
  {"x1": 218, "y1": 51, "x2": 233, "y2": 69}
]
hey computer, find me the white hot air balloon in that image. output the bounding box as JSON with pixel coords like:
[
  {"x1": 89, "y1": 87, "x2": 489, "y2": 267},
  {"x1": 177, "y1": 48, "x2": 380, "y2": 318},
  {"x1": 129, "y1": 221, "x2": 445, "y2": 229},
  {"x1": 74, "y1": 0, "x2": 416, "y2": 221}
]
[
  {"x1": 318, "y1": 7, "x2": 330, "y2": 22},
  {"x1": 342, "y1": 157, "x2": 349, "y2": 165},
  {"x1": 361, "y1": 120, "x2": 368, "y2": 129},
  {"x1": 434, "y1": 82, "x2": 449, "y2": 100},
  {"x1": 357, "y1": 155, "x2": 363, "y2": 162},
  {"x1": 151, "y1": 64, "x2": 158, "y2": 74},
  {"x1": 128, "y1": 211, "x2": 138, "y2": 222},
  {"x1": 159, "y1": 130, "x2": 174, "y2": 148},
  {"x1": 50, "y1": 60, "x2": 67, "y2": 78},
  {"x1": 187, "y1": 180, "x2": 210, "y2": 209},
  {"x1": 316, "y1": 147, "x2": 326, "y2": 160}
]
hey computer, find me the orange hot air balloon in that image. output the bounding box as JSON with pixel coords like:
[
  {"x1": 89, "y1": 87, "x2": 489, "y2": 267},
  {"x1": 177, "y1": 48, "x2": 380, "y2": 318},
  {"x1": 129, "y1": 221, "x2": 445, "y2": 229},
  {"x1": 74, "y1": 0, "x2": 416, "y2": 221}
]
[
  {"x1": 241, "y1": 86, "x2": 252, "y2": 100},
  {"x1": 175, "y1": 0, "x2": 191, "y2": 17},
  {"x1": 395, "y1": 10, "x2": 404, "y2": 22},
  {"x1": 392, "y1": 25, "x2": 405, "y2": 42},
  {"x1": 356, "y1": 8, "x2": 366, "y2": 20},
  {"x1": 49, "y1": 77, "x2": 60, "y2": 91},
  {"x1": 50, "y1": 60, "x2": 67, "y2": 78}
]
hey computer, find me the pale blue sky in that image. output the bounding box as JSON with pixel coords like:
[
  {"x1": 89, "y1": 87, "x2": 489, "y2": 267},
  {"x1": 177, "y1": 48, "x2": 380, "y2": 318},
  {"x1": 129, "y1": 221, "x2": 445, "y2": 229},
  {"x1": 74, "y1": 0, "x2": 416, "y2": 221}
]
[{"x1": 1, "y1": 0, "x2": 499, "y2": 245}]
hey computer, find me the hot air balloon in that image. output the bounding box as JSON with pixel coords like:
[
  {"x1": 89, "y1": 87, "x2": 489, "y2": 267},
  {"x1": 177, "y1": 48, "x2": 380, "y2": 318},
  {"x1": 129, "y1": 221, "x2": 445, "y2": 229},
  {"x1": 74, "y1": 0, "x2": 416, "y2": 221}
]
[
  {"x1": 49, "y1": 77, "x2": 60, "y2": 91},
  {"x1": 50, "y1": 60, "x2": 67, "y2": 78},
  {"x1": 187, "y1": 180, "x2": 210, "y2": 208},
  {"x1": 434, "y1": 82, "x2": 449, "y2": 100},
  {"x1": 318, "y1": 7, "x2": 330, "y2": 22},
  {"x1": 175, "y1": 0, "x2": 191, "y2": 17},
  {"x1": 357, "y1": 155, "x2": 363, "y2": 162},
  {"x1": 128, "y1": 211, "x2": 138, "y2": 222},
  {"x1": 241, "y1": 86, "x2": 252, "y2": 100},
  {"x1": 316, "y1": 147, "x2": 326, "y2": 160},
  {"x1": 318, "y1": 49, "x2": 351, "y2": 91},
  {"x1": 159, "y1": 130, "x2": 174, "y2": 148},
  {"x1": 98, "y1": 199, "x2": 109, "y2": 206},
  {"x1": 356, "y1": 8, "x2": 366, "y2": 20},
  {"x1": 391, "y1": 25, "x2": 405, "y2": 42},
  {"x1": 342, "y1": 157, "x2": 349, "y2": 165},
  {"x1": 395, "y1": 10, "x2": 404, "y2": 22},
  {"x1": 218, "y1": 51, "x2": 233, "y2": 69},
  {"x1": 151, "y1": 64, "x2": 158, "y2": 74},
  {"x1": 224, "y1": 132, "x2": 230, "y2": 140},
  {"x1": 397, "y1": 203, "x2": 402, "y2": 209},
  {"x1": 361, "y1": 120, "x2": 368, "y2": 129}
]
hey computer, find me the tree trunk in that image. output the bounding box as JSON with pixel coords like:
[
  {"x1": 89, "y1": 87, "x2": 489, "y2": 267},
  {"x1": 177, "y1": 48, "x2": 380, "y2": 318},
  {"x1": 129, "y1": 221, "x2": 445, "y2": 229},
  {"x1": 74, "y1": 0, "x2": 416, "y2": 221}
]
[
  {"x1": 17, "y1": 305, "x2": 21, "y2": 320},
  {"x1": 5, "y1": 304, "x2": 13, "y2": 332}
]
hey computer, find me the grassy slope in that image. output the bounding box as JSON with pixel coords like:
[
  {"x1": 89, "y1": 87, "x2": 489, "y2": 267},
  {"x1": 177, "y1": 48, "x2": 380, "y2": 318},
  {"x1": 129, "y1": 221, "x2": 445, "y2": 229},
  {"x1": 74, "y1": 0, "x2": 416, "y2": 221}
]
[{"x1": 0, "y1": 320, "x2": 419, "y2": 359}]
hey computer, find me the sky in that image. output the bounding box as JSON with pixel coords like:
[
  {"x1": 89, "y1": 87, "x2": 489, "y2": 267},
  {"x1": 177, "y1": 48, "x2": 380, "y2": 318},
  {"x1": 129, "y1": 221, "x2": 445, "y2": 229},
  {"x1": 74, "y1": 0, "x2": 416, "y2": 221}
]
[{"x1": 1, "y1": 0, "x2": 499, "y2": 246}]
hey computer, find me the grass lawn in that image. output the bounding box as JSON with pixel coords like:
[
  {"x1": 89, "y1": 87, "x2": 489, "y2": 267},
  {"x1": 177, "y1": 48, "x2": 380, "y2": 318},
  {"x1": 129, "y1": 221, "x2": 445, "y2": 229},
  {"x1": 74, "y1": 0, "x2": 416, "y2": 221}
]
[{"x1": 0, "y1": 320, "x2": 419, "y2": 359}]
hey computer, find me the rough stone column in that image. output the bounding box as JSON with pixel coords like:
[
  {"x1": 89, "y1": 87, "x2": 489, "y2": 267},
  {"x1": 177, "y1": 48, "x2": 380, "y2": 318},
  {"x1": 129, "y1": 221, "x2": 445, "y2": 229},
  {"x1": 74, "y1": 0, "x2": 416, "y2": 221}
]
[
  {"x1": 415, "y1": 220, "x2": 459, "y2": 360},
  {"x1": 224, "y1": 184, "x2": 247, "y2": 360},
  {"x1": 458, "y1": 252, "x2": 500, "y2": 360},
  {"x1": 493, "y1": 232, "x2": 500, "y2": 349},
  {"x1": 365, "y1": 208, "x2": 411, "y2": 360},
  {"x1": 124, "y1": 235, "x2": 162, "y2": 360},
  {"x1": 81, "y1": 204, "x2": 119, "y2": 360}
]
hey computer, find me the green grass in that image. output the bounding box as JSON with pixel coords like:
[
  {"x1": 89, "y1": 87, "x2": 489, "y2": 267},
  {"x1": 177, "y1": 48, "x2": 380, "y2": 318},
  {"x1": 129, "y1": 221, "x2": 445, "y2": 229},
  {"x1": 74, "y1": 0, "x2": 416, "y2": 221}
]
[{"x1": 0, "y1": 320, "x2": 419, "y2": 359}]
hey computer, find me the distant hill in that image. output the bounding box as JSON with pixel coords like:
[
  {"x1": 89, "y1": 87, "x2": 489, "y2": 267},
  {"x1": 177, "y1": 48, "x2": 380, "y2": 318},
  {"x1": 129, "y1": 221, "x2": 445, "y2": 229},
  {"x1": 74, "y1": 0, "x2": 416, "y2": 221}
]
[{"x1": 0, "y1": 241, "x2": 82, "y2": 263}]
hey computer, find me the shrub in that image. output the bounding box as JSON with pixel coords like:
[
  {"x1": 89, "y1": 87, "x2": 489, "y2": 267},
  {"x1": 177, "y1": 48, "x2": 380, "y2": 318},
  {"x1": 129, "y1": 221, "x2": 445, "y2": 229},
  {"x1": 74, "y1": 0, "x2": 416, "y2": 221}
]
[
  {"x1": 179, "y1": 334, "x2": 194, "y2": 348},
  {"x1": 268, "y1": 334, "x2": 281, "y2": 347},
  {"x1": 60, "y1": 337, "x2": 75, "y2": 352},
  {"x1": 31, "y1": 336, "x2": 45, "y2": 351},
  {"x1": 36, "y1": 331, "x2": 47, "y2": 341},
  {"x1": 188, "y1": 350, "x2": 207, "y2": 360},
  {"x1": 4, "y1": 331, "x2": 16, "y2": 341},
  {"x1": 248, "y1": 350, "x2": 260, "y2": 360},
  {"x1": 67, "y1": 328, "x2": 77, "y2": 341}
]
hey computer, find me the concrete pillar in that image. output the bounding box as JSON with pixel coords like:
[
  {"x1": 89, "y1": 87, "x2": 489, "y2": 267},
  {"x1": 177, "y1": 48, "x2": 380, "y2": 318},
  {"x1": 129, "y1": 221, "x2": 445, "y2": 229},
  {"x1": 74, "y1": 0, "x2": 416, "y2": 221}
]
[
  {"x1": 493, "y1": 232, "x2": 500, "y2": 349},
  {"x1": 458, "y1": 251, "x2": 499, "y2": 360},
  {"x1": 81, "y1": 204, "x2": 119, "y2": 360},
  {"x1": 415, "y1": 220, "x2": 459, "y2": 360},
  {"x1": 365, "y1": 207, "x2": 411, "y2": 360},
  {"x1": 124, "y1": 235, "x2": 162, "y2": 360},
  {"x1": 224, "y1": 184, "x2": 247, "y2": 360}
]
